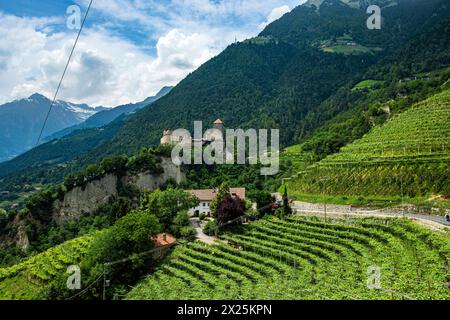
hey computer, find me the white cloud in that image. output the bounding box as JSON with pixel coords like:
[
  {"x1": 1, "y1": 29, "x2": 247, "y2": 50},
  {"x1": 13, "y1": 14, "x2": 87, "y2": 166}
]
[
  {"x1": 0, "y1": 1, "x2": 308, "y2": 107},
  {"x1": 259, "y1": 5, "x2": 291, "y2": 30},
  {"x1": 0, "y1": 13, "x2": 223, "y2": 107}
]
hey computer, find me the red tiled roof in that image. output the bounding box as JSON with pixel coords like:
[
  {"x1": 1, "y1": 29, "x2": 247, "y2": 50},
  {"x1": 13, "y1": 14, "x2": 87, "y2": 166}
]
[
  {"x1": 152, "y1": 233, "x2": 176, "y2": 247},
  {"x1": 187, "y1": 188, "x2": 246, "y2": 201}
]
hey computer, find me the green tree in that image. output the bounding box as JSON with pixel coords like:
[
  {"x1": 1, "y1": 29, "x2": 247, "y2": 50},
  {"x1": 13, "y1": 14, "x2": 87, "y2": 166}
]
[
  {"x1": 141, "y1": 188, "x2": 199, "y2": 230},
  {"x1": 210, "y1": 182, "x2": 230, "y2": 217},
  {"x1": 63, "y1": 173, "x2": 77, "y2": 190},
  {"x1": 281, "y1": 185, "x2": 293, "y2": 217},
  {"x1": 254, "y1": 191, "x2": 275, "y2": 217},
  {"x1": 84, "y1": 164, "x2": 101, "y2": 181},
  {"x1": 100, "y1": 155, "x2": 128, "y2": 174},
  {"x1": 86, "y1": 210, "x2": 161, "y2": 266},
  {"x1": 25, "y1": 189, "x2": 55, "y2": 223},
  {"x1": 0, "y1": 208, "x2": 7, "y2": 220},
  {"x1": 171, "y1": 211, "x2": 191, "y2": 237}
]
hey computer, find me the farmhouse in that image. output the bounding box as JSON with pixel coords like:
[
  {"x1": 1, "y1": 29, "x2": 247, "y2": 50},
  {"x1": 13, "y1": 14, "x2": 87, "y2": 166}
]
[{"x1": 186, "y1": 188, "x2": 246, "y2": 217}]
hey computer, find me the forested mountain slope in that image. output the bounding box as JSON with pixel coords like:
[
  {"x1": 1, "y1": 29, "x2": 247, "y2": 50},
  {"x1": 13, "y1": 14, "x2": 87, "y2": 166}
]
[
  {"x1": 100, "y1": 0, "x2": 447, "y2": 154},
  {"x1": 280, "y1": 15, "x2": 450, "y2": 178}
]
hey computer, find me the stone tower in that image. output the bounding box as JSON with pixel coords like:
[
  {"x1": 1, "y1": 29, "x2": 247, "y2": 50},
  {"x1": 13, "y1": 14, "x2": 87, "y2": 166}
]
[
  {"x1": 213, "y1": 119, "x2": 225, "y2": 137},
  {"x1": 160, "y1": 130, "x2": 173, "y2": 145}
]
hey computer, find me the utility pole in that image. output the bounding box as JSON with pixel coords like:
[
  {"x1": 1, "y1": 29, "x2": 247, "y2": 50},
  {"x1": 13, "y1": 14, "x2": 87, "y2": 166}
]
[
  {"x1": 103, "y1": 264, "x2": 107, "y2": 301},
  {"x1": 319, "y1": 176, "x2": 329, "y2": 221},
  {"x1": 400, "y1": 174, "x2": 405, "y2": 218}
]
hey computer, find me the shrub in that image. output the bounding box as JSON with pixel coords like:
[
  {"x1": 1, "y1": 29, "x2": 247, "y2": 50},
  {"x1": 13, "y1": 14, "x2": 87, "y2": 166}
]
[
  {"x1": 0, "y1": 208, "x2": 8, "y2": 220},
  {"x1": 281, "y1": 185, "x2": 293, "y2": 216},
  {"x1": 199, "y1": 213, "x2": 206, "y2": 221},
  {"x1": 246, "y1": 208, "x2": 259, "y2": 221},
  {"x1": 203, "y1": 219, "x2": 218, "y2": 236},
  {"x1": 171, "y1": 211, "x2": 191, "y2": 237},
  {"x1": 180, "y1": 226, "x2": 197, "y2": 239}
]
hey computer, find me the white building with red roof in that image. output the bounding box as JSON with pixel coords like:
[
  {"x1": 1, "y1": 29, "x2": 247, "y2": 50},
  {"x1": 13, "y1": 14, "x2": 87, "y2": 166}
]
[{"x1": 186, "y1": 188, "x2": 246, "y2": 217}]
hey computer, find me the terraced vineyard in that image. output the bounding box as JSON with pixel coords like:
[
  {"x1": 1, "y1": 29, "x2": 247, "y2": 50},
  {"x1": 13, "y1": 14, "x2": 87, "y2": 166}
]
[
  {"x1": 127, "y1": 216, "x2": 450, "y2": 300},
  {"x1": 280, "y1": 145, "x2": 314, "y2": 175},
  {"x1": 285, "y1": 89, "x2": 450, "y2": 198},
  {"x1": 0, "y1": 234, "x2": 96, "y2": 299}
]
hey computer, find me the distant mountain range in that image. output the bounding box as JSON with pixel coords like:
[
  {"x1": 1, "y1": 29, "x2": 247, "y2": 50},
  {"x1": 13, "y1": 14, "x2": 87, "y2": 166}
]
[
  {"x1": 44, "y1": 86, "x2": 173, "y2": 141},
  {"x1": 0, "y1": 88, "x2": 172, "y2": 163},
  {"x1": 0, "y1": 94, "x2": 106, "y2": 162},
  {"x1": 0, "y1": 87, "x2": 173, "y2": 186}
]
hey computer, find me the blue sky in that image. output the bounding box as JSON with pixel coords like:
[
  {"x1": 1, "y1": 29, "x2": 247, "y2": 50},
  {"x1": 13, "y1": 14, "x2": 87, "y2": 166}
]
[{"x1": 0, "y1": 0, "x2": 306, "y2": 107}]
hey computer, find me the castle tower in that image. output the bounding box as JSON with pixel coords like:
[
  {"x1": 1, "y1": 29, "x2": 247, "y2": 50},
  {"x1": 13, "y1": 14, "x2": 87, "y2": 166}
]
[
  {"x1": 213, "y1": 119, "x2": 225, "y2": 137},
  {"x1": 160, "y1": 130, "x2": 173, "y2": 145}
]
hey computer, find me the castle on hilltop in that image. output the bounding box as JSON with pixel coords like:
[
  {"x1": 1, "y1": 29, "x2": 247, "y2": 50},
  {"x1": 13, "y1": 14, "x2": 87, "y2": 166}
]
[{"x1": 160, "y1": 119, "x2": 225, "y2": 145}]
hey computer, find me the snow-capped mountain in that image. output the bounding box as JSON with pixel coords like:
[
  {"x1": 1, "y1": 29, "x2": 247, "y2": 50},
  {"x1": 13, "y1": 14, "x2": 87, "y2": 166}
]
[
  {"x1": 61, "y1": 101, "x2": 103, "y2": 121},
  {"x1": 0, "y1": 93, "x2": 105, "y2": 162}
]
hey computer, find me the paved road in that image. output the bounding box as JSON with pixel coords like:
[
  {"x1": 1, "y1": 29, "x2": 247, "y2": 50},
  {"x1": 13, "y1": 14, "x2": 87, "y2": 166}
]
[
  {"x1": 273, "y1": 193, "x2": 450, "y2": 228},
  {"x1": 294, "y1": 204, "x2": 448, "y2": 226}
]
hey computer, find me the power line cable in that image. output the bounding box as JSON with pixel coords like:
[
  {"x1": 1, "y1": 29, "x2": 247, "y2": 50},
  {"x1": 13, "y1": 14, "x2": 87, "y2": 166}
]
[
  {"x1": 36, "y1": 0, "x2": 94, "y2": 146},
  {"x1": 65, "y1": 270, "x2": 104, "y2": 300}
]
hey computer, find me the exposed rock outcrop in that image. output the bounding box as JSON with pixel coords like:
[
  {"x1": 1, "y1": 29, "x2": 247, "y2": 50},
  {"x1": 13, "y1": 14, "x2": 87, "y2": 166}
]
[
  {"x1": 52, "y1": 158, "x2": 185, "y2": 224},
  {"x1": 52, "y1": 174, "x2": 119, "y2": 224}
]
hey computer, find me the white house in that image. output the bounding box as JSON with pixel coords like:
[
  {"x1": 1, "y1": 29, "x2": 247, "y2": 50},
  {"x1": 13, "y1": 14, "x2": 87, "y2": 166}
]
[{"x1": 186, "y1": 188, "x2": 246, "y2": 217}]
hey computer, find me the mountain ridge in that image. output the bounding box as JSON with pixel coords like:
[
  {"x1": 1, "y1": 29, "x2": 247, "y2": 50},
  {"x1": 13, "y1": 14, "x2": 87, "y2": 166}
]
[
  {"x1": 0, "y1": 93, "x2": 105, "y2": 162},
  {"x1": 44, "y1": 86, "x2": 173, "y2": 141}
]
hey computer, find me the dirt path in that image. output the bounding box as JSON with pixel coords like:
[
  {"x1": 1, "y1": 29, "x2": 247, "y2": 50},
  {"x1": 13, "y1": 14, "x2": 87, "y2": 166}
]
[
  {"x1": 190, "y1": 218, "x2": 217, "y2": 245},
  {"x1": 195, "y1": 226, "x2": 217, "y2": 245}
]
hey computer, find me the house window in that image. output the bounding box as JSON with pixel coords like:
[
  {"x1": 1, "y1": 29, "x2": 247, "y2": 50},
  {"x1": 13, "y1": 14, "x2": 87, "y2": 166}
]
[{"x1": 203, "y1": 203, "x2": 207, "y2": 207}]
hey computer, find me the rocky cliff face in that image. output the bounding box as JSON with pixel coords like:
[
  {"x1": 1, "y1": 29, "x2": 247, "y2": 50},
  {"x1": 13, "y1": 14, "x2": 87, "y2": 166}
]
[
  {"x1": 52, "y1": 174, "x2": 119, "y2": 224},
  {"x1": 52, "y1": 158, "x2": 185, "y2": 224}
]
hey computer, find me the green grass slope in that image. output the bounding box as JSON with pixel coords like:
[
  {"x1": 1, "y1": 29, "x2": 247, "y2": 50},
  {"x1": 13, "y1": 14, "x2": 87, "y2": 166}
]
[
  {"x1": 285, "y1": 90, "x2": 450, "y2": 198},
  {"x1": 0, "y1": 234, "x2": 95, "y2": 300},
  {"x1": 127, "y1": 216, "x2": 450, "y2": 300}
]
